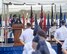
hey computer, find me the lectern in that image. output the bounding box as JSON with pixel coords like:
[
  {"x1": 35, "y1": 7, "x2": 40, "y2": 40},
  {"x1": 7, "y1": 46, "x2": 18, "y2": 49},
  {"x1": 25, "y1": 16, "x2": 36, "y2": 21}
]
[{"x1": 12, "y1": 24, "x2": 23, "y2": 46}]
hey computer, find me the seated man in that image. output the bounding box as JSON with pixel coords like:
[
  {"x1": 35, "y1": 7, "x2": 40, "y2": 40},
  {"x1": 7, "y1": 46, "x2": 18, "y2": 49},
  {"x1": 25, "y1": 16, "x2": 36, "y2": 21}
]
[
  {"x1": 23, "y1": 41, "x2": 34, "y2": 54},
  {"x1": 62, "y1": 39, "x2": 67, "y2": 54},
  {"x1": 23, "y1": 35, "x2": 39, "y2": 54},
  {"x1": 32, "y1": 30, "x2": 57, "y2": 54}
]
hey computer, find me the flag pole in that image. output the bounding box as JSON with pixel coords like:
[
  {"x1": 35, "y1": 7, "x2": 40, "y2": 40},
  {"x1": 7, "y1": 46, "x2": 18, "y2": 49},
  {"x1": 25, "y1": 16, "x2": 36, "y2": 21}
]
[
  {"x1": 59, "y1": 5, "x2": 62, "y2": 27},
  {"x1": 3, "y1": 2, "x2": 12, "y2": 46},
  {"x1": 4, "y1": 4, "x2": 9, "y2": 46},
  {"x1": 55, "y1": 4, "x2": 56, "y2": 21},
  {"x1": 1, "y1": 0, "x2": 5, "y2": 47},
  {"x1": 51, "y1": 5, "x2": 53, "y2": 26}
]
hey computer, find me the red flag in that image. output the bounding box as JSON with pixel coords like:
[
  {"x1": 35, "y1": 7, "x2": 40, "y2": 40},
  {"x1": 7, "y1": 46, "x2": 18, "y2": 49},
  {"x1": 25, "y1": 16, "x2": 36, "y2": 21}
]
[
  {"x1": 22, "y1": 14, "x2": 25, "y2": 28},
  {"x1": 39, "y1": 5, "x2": 43, "y2": 29},
  {"x1": 43, "y1": 14, "x2": 46, "y2": 31},
  {"x1": 39, "y1": 19, "x2": 43, "y2": 29},
  {"x1": 40, "y1": 5, "x2": 43, "y2": 19},
  {"x1": 30, "y1": 6, "x2": 34, "y2": 28}
]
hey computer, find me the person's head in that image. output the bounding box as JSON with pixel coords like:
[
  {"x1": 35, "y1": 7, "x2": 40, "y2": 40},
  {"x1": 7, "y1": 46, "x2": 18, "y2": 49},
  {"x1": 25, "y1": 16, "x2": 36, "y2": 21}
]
[
  {"x1": 13, "y1": 14, "x2": 17, "y2": 18},
  {"x1": 61, "y1": 20, "x2": 66, "y2": 25},
  {"x1": 37, "y1": 30, "x2": 47, "y2": 39},
  {"x1": 32, "y1": 35, "x2": 40, "y2": 50},
  {"x1": 26, "y1": 23, "x2": 31, "y2": 28},
  {"x1": 51, "y1": 22, "x2": 57, "y2": 26}
]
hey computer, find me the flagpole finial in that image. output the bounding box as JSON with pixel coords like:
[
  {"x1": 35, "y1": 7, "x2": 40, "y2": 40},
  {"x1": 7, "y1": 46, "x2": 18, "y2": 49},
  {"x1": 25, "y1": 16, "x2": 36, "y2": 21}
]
[{"x1": 52, "y1": 3, "x2": 54, "y2": 5}]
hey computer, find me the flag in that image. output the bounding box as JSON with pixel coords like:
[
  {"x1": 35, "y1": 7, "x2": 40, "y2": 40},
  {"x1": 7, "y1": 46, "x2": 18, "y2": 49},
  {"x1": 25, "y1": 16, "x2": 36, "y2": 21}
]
[
  {"x1": 9, "y1": 14, "x2": 12, "y2": 38},
  {"x1": 47, "y1": 14, "x2": 50, "y2": 35},
  {"x1": 30, "y1": 6, "x2": 34, "y2": 28},
  {"x1": 59, "y1": 5, "x2": 62, "y2": 27},
  {"x1": 0, "y1": 15, "x2": 1, "y2": 36},
  {"x1": 64, "y1": 13, "x2": 66, "y2": 22},
  {"x1": 25, "y1": 13, "x2": 28, "y2": 24},
  {"x1": 43, "y1": 14, "x2": 46, "y2": 31},
  {"x1": 19, "y1": 14, "x2": 21, "y2": 18},
  {"x1": 0, "y1": 15, "x2": 2, "y2": 27},
  {"x1": 22, "y1": 14, "x2": 25, "y2": 28},
  {"x1": 40, "y1": 5, "x2": 43, "y2": 19},
  {"x1": 33, "y1": 14, "x2": 41, "y2": 36},
  {"x1": 39, "y1": 5, "x2": 43, "y2": 29},
  {"x1": 51, "y1": 5, "x2": 54, "y2": 26},
  {"x1": 26, "y1": 18, "x2": 28, "y2": 25},
  {"x1": 56, "y1": 14, "x2": 58, "y2": 28}
]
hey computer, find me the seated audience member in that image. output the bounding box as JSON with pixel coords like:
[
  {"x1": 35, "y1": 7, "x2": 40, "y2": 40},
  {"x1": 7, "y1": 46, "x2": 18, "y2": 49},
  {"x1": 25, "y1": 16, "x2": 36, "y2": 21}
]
[
  {"x1": 23, "y1": 40, "x2": 34, "y2": 54},
  {"x1": 54, "y1": 20, "x2": 67, "y2": 41},
  {"x1": 32, "y1": 30, "x2": 57, "y2": 54},
  {"x1": 54, "y1": 20, "x2": 67, "y2": 54},
  {"x1": 62, "y1": 39, "x2": 67, "y2": 54},
  {"x1": 49, "y1": 22, "x2": 57, "y2": 39}
]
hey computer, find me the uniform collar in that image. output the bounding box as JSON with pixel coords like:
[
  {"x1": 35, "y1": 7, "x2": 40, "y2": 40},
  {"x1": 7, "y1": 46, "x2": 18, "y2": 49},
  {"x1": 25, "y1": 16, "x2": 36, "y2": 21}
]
[{"x1": 26, "y1": 27, "x2": 31, "y2": 29}]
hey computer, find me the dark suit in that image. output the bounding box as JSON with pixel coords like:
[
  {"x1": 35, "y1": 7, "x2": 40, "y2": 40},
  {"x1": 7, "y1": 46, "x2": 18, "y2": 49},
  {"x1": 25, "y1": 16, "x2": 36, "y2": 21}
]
[
  {"x1": 11, "y1": 18, "x2": 22, "y2": 35},
  {"x1": 33, "y1": 36, "x2": 50, "y2": 54},
  {"x1": 15, "y1": 18, "x2": 22, "y2": 24},
  {"x1": 32, "y1": 50, "x2": 41, "y2": 54},
  {"x1": 11, "y1": 18, "x2": 17, "y2": 27},
  {"x1": 37, "y1": 40, "x2": 50, "y2": 54}
]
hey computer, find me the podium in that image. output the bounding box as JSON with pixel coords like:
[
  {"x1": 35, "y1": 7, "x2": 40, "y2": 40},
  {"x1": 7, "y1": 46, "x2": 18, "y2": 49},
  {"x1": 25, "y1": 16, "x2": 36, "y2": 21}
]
[{"x1": 12, "y1": 24, "x2": 23, "y2": 46}]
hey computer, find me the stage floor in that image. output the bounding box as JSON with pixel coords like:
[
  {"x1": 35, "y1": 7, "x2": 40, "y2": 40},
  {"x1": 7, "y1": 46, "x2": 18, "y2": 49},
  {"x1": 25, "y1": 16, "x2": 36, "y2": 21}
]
[{"x1": 0, "y1": 43, "x2": 14, "y2": 47}]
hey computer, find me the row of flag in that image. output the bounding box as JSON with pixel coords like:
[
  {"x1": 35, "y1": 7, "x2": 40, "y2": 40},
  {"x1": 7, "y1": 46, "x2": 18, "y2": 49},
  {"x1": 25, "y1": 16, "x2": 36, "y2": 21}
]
[
  {"x1": 0, "y1": 5, "x2": 67, "y2": 38},
  {"x1": 21, "y1": 5, "x2": 67, "y2": 28},
  {"x1": 8, "y1": 5, "x2": 66, "y2": 28},
  {"x1": 0, "y1": 5, "x2": 65, "y2": 28}
]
